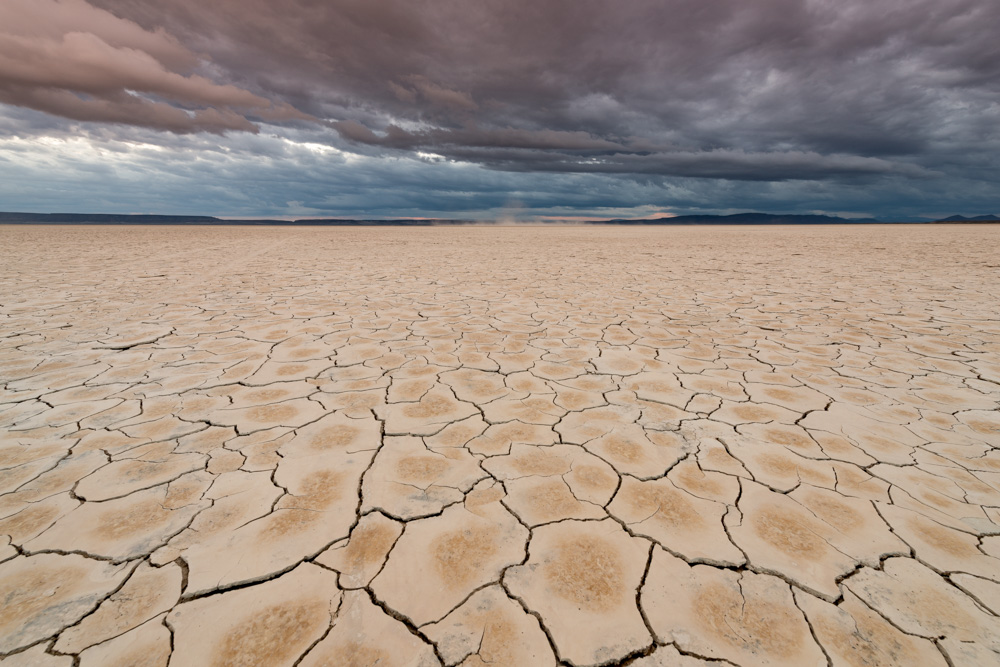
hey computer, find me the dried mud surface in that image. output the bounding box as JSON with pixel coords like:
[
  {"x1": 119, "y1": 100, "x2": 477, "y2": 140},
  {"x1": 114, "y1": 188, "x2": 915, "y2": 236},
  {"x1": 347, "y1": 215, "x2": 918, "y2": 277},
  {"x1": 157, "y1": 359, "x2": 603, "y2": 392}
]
[{"x1": 1, "y1": 224, "x2": 999, "y2": 666}]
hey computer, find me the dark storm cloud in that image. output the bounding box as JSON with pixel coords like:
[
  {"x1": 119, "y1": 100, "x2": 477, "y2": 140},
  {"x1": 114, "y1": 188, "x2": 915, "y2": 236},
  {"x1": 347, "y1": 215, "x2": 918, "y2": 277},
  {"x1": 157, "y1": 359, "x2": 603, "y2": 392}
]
[
  {"x1": 0, "y1": 0, "x2": 310, "y2": 133},
  {"x1": 1, "y1": 0, "x2": 998, "y2": 217},
  {"x1": 3, "y1": 113, "x2": 994, "y2": 222}
]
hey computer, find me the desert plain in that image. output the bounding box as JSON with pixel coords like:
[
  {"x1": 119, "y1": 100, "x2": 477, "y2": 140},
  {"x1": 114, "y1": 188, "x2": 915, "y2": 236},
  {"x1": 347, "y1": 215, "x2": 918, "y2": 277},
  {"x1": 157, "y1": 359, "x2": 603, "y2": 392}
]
[{"x1": 1, "y1": 223, "x2": 999, "y2": 666}]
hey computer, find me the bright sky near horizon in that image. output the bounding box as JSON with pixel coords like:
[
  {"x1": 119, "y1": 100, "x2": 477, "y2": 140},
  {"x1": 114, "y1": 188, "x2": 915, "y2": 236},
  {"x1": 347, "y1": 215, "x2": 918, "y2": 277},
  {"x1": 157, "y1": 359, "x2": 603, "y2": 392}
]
[{"x1": 0, "y1": 0, "x2": 998, "y2": 221}]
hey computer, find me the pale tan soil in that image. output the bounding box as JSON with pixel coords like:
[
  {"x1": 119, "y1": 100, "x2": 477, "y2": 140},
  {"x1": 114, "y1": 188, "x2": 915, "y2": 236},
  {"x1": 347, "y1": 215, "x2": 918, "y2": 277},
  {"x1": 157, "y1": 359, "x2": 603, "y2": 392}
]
[{"x1": 1, "y1": 224, "x2": 999, "y2": 666}]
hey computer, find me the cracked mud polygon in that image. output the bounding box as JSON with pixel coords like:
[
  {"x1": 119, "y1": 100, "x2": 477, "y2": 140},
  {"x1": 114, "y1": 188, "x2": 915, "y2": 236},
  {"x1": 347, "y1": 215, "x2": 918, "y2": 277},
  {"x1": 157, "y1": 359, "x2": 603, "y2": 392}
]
[{"x1": 2, "y1": 224, "x2": 999, "y2": 666}]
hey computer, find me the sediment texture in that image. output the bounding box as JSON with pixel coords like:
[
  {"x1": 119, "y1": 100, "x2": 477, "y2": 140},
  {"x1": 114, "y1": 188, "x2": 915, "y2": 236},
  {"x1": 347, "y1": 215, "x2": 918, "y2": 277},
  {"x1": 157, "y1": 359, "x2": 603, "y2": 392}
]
[{"x1": 1, "y1": 224, "x2": 999, "y2": 666}]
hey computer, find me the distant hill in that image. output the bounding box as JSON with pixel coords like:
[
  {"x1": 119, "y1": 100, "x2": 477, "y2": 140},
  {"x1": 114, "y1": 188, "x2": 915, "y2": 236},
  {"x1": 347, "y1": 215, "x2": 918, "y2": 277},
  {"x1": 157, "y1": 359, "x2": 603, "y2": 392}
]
[
  {"x1": 934, "y1": 214, "x2": 1000, "y2": 223},
  {"x1": 293, "y1": 218, "x2": 470, "y2": 226},
  {"x1": 0, "y1": 212, "x2": 469, "y2": 225},
  {"x1": 0, "y1": 211, "x2": 897, "y2": 225},
  {"x1": 0, "y1": 212, "x2": 222, "y2": 224},
  {"x1": 603, "y1": 212, "x2": 881, "y2": 225}
]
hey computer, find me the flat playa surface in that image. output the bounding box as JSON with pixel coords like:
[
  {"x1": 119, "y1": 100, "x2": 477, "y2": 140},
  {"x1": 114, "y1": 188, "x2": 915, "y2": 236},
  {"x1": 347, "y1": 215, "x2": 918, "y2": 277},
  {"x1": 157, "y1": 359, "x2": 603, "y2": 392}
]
[{"x1": 2, "y1": 224, "x2": 999, "y2": 666}]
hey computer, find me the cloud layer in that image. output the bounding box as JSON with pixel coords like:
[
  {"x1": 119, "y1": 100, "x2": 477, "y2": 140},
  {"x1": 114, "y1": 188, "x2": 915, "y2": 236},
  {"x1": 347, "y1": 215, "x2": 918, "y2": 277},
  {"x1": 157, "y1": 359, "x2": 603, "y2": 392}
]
[
  {"x1": 1, "y1": 0, "x2": 998, "y2": 218},
  {"x1": 0, "y1": 0, "x2": 307, "y2": 132}
]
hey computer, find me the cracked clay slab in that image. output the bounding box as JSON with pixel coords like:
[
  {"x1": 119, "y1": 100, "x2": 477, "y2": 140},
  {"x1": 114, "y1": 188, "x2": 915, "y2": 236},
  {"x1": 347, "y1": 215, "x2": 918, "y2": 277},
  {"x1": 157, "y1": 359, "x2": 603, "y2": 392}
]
[
  {"x1": 3, "y1": 225, "x2": 1000, "y2": 665},
  {"x1": 504, "y1": 518, "x2": 653, "y2": 666}
]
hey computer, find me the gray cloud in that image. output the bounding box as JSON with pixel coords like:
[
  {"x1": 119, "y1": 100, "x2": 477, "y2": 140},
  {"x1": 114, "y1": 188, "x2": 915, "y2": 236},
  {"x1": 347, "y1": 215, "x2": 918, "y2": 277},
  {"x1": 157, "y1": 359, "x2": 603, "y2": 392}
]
[
  {"x1": 1, "y1": 0, "x2": 998, "y2": 218},
  {"x1": 0, "y1": 0, "x2": 310, "y2": 133}
]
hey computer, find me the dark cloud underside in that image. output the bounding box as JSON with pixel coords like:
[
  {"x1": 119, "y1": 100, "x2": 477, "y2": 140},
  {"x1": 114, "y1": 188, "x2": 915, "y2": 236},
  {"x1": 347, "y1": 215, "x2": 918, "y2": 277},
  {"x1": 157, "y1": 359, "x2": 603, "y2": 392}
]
[{"x1": 1, "y1": 0, "x2": 998, "y2": 219}]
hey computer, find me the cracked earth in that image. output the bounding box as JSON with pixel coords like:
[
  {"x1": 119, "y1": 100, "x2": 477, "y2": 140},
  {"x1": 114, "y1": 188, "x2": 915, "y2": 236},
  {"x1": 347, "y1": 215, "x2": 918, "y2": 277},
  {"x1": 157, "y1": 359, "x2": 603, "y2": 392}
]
[{"x1": 1, "y1": 224, "x2": 999, "y2": 666}]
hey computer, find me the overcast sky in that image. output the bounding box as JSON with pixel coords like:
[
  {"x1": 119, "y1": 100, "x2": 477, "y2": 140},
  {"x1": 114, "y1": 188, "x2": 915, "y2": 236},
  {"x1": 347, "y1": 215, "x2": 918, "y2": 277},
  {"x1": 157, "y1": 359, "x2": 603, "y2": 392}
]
[{"x1": 1, "y1": 0, "x2": 998, "y2": 220}]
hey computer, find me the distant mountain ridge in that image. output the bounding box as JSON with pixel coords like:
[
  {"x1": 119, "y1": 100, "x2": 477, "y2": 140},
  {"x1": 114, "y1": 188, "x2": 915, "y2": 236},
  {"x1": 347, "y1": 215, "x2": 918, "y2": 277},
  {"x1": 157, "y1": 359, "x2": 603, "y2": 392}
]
[
  {"x1": 604, "y1": 212, "x2": 881, "y2": 224},
  {"x1": 0, "y1": 211, "x2": 895, "y2": 225},
  {"x1": 0, "y1": 212, "x2": 459, "y2": 225},
  {"x1": 0, "y1": 212, "x2": 221, "y2": 224},
  {"x1": 935, "y1": 214, "x2": 1000, "y2": 222}
]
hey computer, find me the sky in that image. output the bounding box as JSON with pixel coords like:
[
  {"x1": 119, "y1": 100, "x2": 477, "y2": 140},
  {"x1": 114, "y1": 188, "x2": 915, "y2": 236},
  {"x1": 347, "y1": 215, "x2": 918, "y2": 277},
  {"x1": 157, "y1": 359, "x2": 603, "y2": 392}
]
[{"x1": 0, "y1": 0, "x2": 998, "y2": 221}]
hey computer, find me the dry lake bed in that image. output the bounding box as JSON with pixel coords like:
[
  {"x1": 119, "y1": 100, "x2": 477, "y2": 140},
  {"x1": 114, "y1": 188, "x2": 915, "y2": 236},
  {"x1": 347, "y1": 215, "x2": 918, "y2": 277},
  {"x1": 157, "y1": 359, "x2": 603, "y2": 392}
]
[{"x1": 1, "y1": 224, "x2": 999, "y2": 666}]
